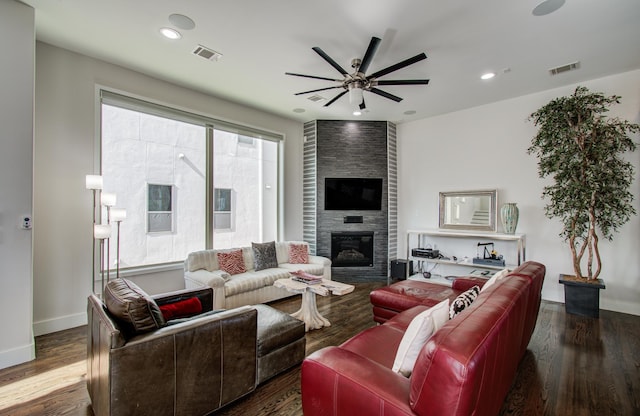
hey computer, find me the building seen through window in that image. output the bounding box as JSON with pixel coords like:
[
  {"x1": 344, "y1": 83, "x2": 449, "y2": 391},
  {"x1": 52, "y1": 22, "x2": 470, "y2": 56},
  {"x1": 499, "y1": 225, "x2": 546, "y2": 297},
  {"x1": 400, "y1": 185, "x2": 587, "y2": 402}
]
[{"x1": 100, "y1": 93, "x2": 280, "y2": 270}]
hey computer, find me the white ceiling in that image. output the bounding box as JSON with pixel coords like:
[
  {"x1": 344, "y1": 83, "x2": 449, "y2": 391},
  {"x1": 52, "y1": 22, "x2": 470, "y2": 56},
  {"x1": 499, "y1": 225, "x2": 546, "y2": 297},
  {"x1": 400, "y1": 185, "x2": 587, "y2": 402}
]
[{"x1": 21, "y1": 0, "x2": 640, "y2": 123}]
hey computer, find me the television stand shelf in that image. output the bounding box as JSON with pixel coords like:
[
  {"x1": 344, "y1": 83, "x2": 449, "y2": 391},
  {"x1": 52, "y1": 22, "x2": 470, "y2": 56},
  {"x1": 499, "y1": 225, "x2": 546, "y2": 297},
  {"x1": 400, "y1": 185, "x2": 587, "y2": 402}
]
[{"x1": 405, "y1": 229, "x2": 526, "y2": 279}]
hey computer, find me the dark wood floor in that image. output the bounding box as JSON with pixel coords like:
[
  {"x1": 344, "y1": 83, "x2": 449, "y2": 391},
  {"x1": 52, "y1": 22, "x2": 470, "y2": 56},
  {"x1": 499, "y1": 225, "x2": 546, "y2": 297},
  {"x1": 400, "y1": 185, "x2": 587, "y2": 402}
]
[{"x1": 1, "y1": 281, "x2": 638, "y2": 415}]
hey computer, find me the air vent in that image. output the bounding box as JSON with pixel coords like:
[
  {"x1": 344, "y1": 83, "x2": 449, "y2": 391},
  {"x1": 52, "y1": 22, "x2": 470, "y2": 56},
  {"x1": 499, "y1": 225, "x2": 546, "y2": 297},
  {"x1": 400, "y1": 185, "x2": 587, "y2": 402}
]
[
  {"x1": 307, "y1": 95, "x2": 325, "y2": 102},
  {"x1": 549, "y1": 61, "x2": 580, "y2": 76},
  {"x1": 192, "y1": 45, "x2": 222, "y2": 61}
]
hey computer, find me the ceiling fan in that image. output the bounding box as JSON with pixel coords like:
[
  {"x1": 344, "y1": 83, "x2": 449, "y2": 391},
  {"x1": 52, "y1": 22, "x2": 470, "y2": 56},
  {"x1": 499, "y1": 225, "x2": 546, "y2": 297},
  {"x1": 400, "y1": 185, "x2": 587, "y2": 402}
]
[{"x1": 286, "y1": 36, "x2": 429, "y2": 111}]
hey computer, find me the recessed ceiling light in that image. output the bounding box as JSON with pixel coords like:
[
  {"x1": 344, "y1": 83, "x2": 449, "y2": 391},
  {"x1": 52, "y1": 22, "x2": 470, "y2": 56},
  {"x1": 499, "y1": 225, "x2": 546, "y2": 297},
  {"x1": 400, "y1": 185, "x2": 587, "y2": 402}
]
[
  {"x1": 481, "y1": 72, "x2": 496, "y2": 80},
  {"x1": 168, "y1": 14, "x2": 195, "y2": 30},
  {"x1": 403, "y1": 110, "x2": 417, "y2": 115},
  {"x1": 353, "y1": 110, "x2": 362, "y2": 116},
  {"x1": 532, "y1": 0, "x2": 565, "y2": 16},
  {"x1": 160, "y1": 27, "x2": 181, "y2": 40},
  {"x1": 293, "y1": 108, "x2": 306, "y2": 113}
]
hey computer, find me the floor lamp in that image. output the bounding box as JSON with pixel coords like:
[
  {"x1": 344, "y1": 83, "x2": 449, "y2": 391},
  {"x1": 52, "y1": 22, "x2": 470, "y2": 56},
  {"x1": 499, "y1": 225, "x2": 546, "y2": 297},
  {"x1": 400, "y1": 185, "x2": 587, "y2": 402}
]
[
  {"x1": 86, "y1": 175, "x2": 103, "y2": 294},
  {"x1": 110, "y1": 208, "x2": 127, "y2": 278},
  {"x1": 101, "y1": 192, "x2": 116, "y2": 284},
  {"x1": 93, "y1": 224, "x2": 111, "y2": 296}
]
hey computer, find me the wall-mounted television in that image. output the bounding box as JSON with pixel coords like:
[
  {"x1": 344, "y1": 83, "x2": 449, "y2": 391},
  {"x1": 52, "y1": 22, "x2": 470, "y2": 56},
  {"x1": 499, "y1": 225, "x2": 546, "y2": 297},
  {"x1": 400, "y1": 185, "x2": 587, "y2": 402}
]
[{"x1": 325, "y1": 178, "x2": 383, "y2": 210}]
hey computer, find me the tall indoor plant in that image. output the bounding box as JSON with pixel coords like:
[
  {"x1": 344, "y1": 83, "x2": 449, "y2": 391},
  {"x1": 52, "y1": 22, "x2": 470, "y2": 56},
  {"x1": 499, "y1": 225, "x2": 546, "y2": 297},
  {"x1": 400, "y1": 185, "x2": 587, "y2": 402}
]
[{"x1": 528, "y1": 86, "x2": 639, "y2": 316}]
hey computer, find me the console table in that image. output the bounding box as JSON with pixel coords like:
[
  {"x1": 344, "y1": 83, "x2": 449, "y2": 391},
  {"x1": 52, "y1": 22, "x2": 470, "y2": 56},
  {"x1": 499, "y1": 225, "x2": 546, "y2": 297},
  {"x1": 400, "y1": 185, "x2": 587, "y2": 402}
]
[{"x1": 406, "y1": 229, "x2": 526, "y2": 279}]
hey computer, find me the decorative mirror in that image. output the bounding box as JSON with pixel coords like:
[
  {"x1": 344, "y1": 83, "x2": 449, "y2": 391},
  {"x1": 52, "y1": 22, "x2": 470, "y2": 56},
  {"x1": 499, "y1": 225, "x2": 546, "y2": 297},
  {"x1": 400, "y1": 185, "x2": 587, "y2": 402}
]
[{"x1": 439, "y1": 189, "x2": 497, "y2": 232}]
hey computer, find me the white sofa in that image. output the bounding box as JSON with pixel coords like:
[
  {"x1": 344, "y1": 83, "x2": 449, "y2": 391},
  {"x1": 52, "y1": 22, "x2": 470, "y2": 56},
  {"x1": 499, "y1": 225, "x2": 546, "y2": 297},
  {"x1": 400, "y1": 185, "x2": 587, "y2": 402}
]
[{"x1": 184, "y1": 241, "x2": 331, "y2": 309}]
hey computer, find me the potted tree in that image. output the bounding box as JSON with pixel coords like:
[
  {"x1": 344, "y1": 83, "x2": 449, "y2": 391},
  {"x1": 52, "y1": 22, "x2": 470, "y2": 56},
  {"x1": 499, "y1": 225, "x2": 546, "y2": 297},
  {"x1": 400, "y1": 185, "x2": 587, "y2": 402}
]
[{"x1": 528, "y1": 86, "x2": 639, "y2": 318}]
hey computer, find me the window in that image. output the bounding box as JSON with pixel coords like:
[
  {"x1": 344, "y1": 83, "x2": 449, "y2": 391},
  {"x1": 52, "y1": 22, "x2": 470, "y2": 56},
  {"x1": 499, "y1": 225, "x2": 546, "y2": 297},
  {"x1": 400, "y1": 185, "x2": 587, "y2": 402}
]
[
  {"x1": 237, "y1": 135, "x2": 255, "y2": 146},
  {"x1": 211, "y1": 129, "x2": 279, "y2": 248},
  {"x1": 148, "y1": 184, "x2": 173, "y2": 232},
  {"x1": 100, "y1": 90, "x2": 282, "y2": 269},
  {"x1": 214, "y1": 188, "x2": 232, "y2": 231}
]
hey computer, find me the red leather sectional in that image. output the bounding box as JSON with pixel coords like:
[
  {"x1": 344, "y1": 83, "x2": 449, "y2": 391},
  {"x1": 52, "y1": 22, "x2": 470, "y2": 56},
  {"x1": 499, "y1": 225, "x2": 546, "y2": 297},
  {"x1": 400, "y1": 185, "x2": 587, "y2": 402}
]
[
  {"x1": 370, "y1": 275, "x2": 490, "y2": 324},
  {"x1": 301, "y1": 261, "x2": 546, "y2": 416}
]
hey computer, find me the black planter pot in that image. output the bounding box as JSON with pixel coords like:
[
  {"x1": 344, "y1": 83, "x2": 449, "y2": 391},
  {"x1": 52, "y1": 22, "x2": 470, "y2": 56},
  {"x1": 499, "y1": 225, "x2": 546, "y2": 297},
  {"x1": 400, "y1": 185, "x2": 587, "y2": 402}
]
[{"x1": 559, "y1": 274, "x2": 606, "y2": 318}]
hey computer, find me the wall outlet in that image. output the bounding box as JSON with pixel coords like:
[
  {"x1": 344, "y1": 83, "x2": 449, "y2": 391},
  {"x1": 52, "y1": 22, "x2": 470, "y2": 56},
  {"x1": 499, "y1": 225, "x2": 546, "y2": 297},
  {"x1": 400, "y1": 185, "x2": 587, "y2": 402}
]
[{"x1": 20, "y1": 215, "x2": 32, "y2": 230}]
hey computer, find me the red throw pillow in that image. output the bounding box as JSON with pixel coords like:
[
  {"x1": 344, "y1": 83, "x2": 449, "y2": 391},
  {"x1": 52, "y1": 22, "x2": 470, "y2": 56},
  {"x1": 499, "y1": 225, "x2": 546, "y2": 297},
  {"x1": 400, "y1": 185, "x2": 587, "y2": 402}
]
[
  {"x1": 159, "y1": 297, "x2": 202, "y2": 321},
  {"x1": 217, "y1": 249, "x2": 247, "y2": 275},
  {"x1": 289, "y1": 243, "x2": 309, "y2": 264}
]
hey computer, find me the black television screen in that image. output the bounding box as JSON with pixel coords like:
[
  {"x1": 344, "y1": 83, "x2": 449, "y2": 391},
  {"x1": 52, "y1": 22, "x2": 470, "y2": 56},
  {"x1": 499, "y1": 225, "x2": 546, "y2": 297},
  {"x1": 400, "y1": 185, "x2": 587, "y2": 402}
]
[{"x1": 325, "y1": 178, "x2": 383, "y2": 210}]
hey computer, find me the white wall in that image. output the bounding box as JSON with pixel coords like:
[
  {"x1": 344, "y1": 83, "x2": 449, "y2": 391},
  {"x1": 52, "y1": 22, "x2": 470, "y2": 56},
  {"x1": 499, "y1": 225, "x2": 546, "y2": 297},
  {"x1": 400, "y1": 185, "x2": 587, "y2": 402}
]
[
  {"x1": 16, "y1": 28, "x2": 640, "y2": 349},
  {"x1": 0, "y1": 1, "x2": 35, "y2": 369},
  {"x1": 32, "y1": 42, "x2": 304, "y2": 335},
  {"x1": 398, "y1": 69, "x2": 640, "y2": 316}
]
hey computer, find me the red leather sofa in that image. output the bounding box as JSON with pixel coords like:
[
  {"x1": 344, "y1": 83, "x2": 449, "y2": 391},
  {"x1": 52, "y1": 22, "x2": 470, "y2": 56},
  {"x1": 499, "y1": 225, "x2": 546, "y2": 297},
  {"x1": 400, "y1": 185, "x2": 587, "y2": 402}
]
[{"x1": 301, "y1": 261, "x2": 545, "y2": 416}]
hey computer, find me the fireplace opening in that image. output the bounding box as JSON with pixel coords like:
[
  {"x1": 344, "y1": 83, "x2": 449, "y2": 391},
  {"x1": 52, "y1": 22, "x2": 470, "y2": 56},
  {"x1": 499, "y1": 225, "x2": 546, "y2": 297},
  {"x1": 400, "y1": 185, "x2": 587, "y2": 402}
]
[{"x1": 331, "y1": 232, "x2": 374, "y2": 267}]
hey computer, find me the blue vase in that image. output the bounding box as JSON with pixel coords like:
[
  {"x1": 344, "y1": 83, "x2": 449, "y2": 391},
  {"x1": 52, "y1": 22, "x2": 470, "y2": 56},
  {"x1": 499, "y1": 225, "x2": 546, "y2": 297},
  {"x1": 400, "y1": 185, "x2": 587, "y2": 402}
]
[{"x1": 501, "y1": 203, "x2": 519, "y2": 234}]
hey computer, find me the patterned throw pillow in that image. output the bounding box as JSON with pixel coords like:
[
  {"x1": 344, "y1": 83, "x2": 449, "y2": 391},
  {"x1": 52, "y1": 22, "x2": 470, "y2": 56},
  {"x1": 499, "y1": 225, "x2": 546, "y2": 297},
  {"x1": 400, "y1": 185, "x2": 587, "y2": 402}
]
[
  {"x1": 252, "y1": 241, "x2": 279, "y2": 271},
  {"x1": 217, "y1": 249, "x2": 247, "y2": 275},
  {"x1": 449, "y1": 285, "x2": 481, "y2": 319},
  {"x1": 288, "y1": 243, "x2": 309, "y2": 264}
]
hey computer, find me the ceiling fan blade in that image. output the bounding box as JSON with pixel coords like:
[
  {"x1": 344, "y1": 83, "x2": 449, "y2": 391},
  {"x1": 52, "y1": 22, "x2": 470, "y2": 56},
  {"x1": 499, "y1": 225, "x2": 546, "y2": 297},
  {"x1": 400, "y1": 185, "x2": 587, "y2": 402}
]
[
  {"x1": 312, "y1": 47, "x2": 349, "y2": 76},
  {"x1": 285, "y1": 72, "x2": 342, "y2": 82},
  {"x1": 324, "y1": 90, "x2": 348, "y2": 107},
  {"x1": 369, "y1": 88, "x2": 403, "y2": 102},
  {"x1": 376, "y1": 79, "x2": 430, "y2": 86},
  {"x1": 294, "y1": 86, "x2": 343, "y2": 95},
  {"x1": 367, "y1": 53, "x2": 427, "y2": 80},
  {"x1": 358, "y1": 37, "x2": 381, "y2": 74}
]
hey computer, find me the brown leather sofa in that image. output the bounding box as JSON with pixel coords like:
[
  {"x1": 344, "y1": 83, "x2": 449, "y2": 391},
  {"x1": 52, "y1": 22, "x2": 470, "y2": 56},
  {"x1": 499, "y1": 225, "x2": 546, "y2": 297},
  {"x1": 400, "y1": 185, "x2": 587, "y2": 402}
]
[
  {"x1": 301, "y1": 261, "x2": 546, "y2": 416},
  {"x1": 87, "y1": 285, "x2": 259, "y2": 416}
]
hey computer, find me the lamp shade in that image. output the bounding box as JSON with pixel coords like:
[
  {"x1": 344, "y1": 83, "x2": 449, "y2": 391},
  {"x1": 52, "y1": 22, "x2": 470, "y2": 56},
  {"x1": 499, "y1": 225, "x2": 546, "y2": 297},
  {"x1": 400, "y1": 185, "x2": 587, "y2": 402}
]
[
  {"x1": 111, "y1": 208, "x2": 127, "y2": 222},
  {"x1": 101, "y1": 192, "x2": 117, "y2": 207},
  {"x1": 94, "y1": 224, "x2": 111, "y2": 239},
  {"x1": 85, "y1": 175, "x2": 103, "y2": 190}
]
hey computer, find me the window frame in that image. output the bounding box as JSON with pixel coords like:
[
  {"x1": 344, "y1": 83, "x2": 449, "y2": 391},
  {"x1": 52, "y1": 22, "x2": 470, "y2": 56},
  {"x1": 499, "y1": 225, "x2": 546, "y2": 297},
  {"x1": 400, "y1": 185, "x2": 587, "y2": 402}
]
[{"x1": 98, "y1": 88, "x2": 284, "y2": 270}]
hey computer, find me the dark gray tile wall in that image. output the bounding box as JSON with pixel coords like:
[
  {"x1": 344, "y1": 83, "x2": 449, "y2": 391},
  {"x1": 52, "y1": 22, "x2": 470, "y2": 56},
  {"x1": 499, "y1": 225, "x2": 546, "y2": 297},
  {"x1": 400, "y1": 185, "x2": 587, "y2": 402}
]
[{"x1": 315, "y1": 120, "x2": 389, "y2": 281}]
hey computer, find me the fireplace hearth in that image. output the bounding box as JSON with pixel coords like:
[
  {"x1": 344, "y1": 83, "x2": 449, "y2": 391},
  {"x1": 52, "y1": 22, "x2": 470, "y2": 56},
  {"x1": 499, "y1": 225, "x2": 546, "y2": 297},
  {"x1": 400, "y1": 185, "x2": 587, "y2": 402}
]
[{"x1": 331, "y1": 232, "x2": 374, "y2": 267}]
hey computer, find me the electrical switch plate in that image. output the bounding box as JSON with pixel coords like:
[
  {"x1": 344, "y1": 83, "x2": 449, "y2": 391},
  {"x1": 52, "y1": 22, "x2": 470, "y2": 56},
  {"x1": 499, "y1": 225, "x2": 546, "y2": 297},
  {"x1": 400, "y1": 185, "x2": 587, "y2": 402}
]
[{"x1": 21, "y1": 215, "x2": 32, "y2": 230}]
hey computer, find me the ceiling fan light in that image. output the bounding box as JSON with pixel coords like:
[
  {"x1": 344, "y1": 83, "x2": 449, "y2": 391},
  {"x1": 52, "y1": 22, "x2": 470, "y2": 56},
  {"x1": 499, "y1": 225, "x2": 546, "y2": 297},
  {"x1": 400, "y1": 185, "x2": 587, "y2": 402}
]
[{"x1": 349, "y1": 86, "x2": 364, "y2": 105}]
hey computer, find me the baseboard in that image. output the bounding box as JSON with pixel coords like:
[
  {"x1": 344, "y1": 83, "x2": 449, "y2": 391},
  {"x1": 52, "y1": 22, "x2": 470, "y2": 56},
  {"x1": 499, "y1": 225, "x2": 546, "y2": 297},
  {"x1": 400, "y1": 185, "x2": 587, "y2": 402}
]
[
  {"x1": 601, "y1": 298, "x2": 640, "y2": 316},
  {"x1": 0, "y1": 341, "x2": 35, "y2": 370},
  {"x1": 33, "y1": 311, "x2": 87, "y2": 336}
]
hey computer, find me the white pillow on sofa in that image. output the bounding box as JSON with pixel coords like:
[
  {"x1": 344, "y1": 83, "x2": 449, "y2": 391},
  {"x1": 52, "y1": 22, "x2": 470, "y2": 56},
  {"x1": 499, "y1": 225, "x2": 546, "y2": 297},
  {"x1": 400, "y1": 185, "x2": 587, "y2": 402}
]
[
  {"x1": 480, "y1": 268, "x2": 510, "y2": 292},
  {"x1": 392, "y1": 299, "x2": 449, "y2": 377}
]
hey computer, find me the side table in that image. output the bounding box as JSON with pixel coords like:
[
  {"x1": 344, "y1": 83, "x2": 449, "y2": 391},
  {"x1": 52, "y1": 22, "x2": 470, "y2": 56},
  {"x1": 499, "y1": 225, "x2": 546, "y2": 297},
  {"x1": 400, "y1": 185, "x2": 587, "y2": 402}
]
[{"x1": 273, "y1": 278, "x2": 354, "y2": 331}]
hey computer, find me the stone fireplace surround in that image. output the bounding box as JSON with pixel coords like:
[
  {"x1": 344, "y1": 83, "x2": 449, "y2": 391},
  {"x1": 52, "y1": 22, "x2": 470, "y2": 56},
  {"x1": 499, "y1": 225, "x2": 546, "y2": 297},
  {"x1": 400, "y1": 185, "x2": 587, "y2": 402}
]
[{"x1": 303, "y1": 120, "x2": 397, "y2": 282}]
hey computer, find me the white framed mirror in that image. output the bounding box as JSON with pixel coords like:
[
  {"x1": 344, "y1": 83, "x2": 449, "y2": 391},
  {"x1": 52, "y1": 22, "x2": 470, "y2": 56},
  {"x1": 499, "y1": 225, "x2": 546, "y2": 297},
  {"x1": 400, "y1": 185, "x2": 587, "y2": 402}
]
[{"x1": 439, "y1": 189, "x2": 497, "y2": 232}]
